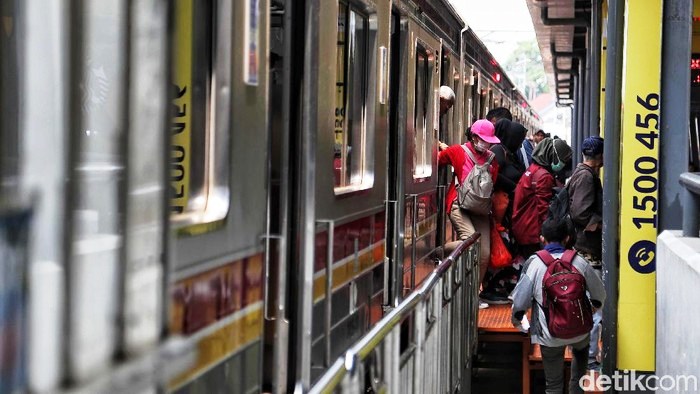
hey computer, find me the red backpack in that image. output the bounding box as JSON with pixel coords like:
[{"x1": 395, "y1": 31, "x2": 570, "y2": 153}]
[{"x1": 536, "y1": 250, "x2": 593, "y2": 339}]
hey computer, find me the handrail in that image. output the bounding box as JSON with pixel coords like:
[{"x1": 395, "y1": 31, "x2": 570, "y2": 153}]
[
  {"x1": 679, "y1": 172, "x2": 700, "y2": 236},
  {"x1": 307, "y1": 233, "x2": 481, "y2": 394},
  {"x1": 680, "y1": 172, "x2": 700, "y2": 194}
]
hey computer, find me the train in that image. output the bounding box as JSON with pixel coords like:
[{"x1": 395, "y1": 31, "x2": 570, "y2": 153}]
[{"x1": 0, "y1": 0, "x2": 540, "y2": 392}]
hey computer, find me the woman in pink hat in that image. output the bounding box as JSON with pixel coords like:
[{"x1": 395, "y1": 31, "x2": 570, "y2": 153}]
[{"x1": 438, "y1": 119, "x2": 500, "y2": 307}]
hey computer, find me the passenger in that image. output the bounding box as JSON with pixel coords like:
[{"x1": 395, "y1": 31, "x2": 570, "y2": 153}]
[
  {"x1": 490, "y1": 119, "x2": 528, "y2": 197},
  {"x1": 439, "y1": 86, "x2": 456, "y2": 116},
  {"x1": 533, "y1": 129, "x2": 546, "y2": 145},
  {"x1": 520, "y1": 132, "x2": 534, "y2": 169},
  {"x1": 438, "y1": 119, "x2": 500, "y2": 309},
  {"x1": 511, "y1": 138, "x2": 572, "y2": 259},
  {"x1": 464, "y1": 106, "x2": 512, "y2": 141},
  {"x1": 567, "y1": 136, "x2": 604, "y2": 370},
  {"x1": 510, "y1": 217, "x2": 606, "y2": 394},
  {"x1": 436, "y1": 86, "x2": 455, "y2": 149},
  {"x1": 480, "y1": 119, "x2": 527, "y2": 304},
  {"x1": 485, "y1": 107, "x2": 513, "y2": 124}
]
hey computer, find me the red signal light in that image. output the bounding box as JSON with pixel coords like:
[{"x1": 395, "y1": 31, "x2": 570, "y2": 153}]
[{"x1": 492, "y1": 72, "x2": 501, "y2": 82}]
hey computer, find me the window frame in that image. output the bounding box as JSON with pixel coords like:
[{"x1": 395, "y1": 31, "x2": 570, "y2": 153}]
[
  {"x1": 412, "y1": 39, "x2": 435, "y2": 180},
  {"x1": 332, "y1": 1, "x2": 375, "y2": 195},
  {"x1": 170, "y1": 0, "x2": 231, "y2": 229}
]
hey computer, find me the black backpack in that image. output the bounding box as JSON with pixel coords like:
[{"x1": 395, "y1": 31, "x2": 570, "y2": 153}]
[{"x1": 547, "y1": 186, "x2": 577, "y2": 246}]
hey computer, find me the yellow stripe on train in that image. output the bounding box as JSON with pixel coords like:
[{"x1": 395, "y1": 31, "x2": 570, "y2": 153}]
[
  {"x1": 313, "y1": 241, "x2": 386, "y2": 302},
  {"x1": 169, "y1": 303, "x2": 263, "y2": 390},
  {"x1": 404, "y1": 214, "x2": 438, "y2": 246}
]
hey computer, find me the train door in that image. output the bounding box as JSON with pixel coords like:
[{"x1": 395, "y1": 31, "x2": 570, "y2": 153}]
[
  {"x1": 387, "y1": 10, "x2": 406, "y2": 307},
  {"x1": 167, "y1": 0, "x2": 270, "y2": 392},
  {"x1": 436, "y1": 50, "x2": 461, "y2": 270},
  {"x1": 284, "y1": 0, "x2": 391, "y2": 389},
  {"x1": 437, "y1": 50, "x2": 451, "y2": 257},
  {"x1": 264, "y1": 1, "x2": 299, "y2": 393},
  {"x1": 399, "y1": 20, "x2": 442, "y2": 294}
]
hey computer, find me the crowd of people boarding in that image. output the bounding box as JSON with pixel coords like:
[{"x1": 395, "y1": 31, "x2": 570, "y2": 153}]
[{"x1": 436, "y1": 86, "x2": 607, "y2": 393}]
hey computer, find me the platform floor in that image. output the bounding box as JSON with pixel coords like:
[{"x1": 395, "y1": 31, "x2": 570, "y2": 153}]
[{"x1": 474, "y1": 304, "x2": 603, "y2": 393}]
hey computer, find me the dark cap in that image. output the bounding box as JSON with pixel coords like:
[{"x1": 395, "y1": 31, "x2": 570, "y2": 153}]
[
  {"x1": 534, "y1": 129, "x2": 546, "y2": 137},
  {"x1": 582, "y1": 136, "x2": 604, "y2": 156}
]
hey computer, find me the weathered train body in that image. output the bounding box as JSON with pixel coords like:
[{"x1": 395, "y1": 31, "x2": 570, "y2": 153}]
[{"x1": 0, "y1": 0, "x2": 538, "y2": 392}]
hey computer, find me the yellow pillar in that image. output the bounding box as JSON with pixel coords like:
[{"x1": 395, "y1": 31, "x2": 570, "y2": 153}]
[{"x1": 617, "y1": 0, "x2": 662, "y2": 371}]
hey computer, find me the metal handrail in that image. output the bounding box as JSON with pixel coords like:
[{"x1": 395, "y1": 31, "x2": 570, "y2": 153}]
[
  {"x1": 307, "y1": 233, "x2": 481, "y2": 394},
  {"x1": 679, "y1": 172, "x2": 700, "y2": 236}
]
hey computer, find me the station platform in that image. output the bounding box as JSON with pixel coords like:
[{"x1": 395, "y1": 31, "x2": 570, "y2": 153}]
[{"x1": 475, "y1": 304, "x2": 603, "y2": 393}]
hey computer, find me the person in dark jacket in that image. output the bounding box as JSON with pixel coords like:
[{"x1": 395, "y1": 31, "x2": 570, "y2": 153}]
[
  {"x1": 491, "y1": 119, "x2": 527, "y2": 197},
  {"x1": 568, "y1": 136, "x2": 604, "y2": 265},
  {"x1": 511, "y1": 138, "x2": 573, "y2": 258},
  {"x1": 567, "y1": 135, "x2": 604, "y2": 369},
  {"x1": 480, "y1": 119, "x2": 527, "y2": 304}
]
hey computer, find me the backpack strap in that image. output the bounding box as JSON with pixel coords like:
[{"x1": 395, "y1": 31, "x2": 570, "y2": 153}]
[
  {"x1": 462, "y1": 144, "x2": 476, "y2": 164},
  {"x1": 535, "y1": 250, "x2": 555, "y2": 266},
  {"x1": 560, "y1": 249, "x2": 577, "y2": 265},
  {"x1": 558, "y1": 249, "x2": 578, "y2": 271},
  {"x1": 462, "y1": 144, "x2": 495, "y2": 166},
  {"x1": 536, "y1": 249, "x2": 577, "y2": 267},
  {"x1": 485, "y1": 150, "x2": 495, "y2": 165}
]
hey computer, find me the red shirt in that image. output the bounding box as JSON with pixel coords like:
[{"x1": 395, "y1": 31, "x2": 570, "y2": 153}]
[
  {"x1": 438, "y1": 142, "x2": 499, "y2": 212},
  {"x1": 511, "y1": 163, "x2": 554, "y2": 245}
]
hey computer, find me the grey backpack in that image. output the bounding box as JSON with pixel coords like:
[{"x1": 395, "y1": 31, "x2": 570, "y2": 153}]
[{"x1": 456, "y1": 145, "x2": 495, "y2": 215}]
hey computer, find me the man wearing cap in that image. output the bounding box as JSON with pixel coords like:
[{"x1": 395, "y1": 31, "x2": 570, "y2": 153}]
[
  {"x1": 438, "y1": 120, "x2": 500, "y2": 308},
  {"x1": 567, "y1": 135, "x2": 604, "y2": 370}
]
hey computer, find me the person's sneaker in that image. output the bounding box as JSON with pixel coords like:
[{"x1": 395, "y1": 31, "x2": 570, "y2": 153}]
[
  {"x1": 478, "y1": 302, "x2": 489, "y2": 309},
  {"x1": 479, "y1": 290, "x2": 511, "y2": 305},
  {"x1": 587, "y1": 361, "x2": 601, "y2": 371},
  {"x1": 428, "y1": 246, "x2": 444, "y2": 264}
]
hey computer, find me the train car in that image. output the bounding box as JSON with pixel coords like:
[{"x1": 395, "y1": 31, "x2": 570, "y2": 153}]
[{"x1": 0, "y1": 0, "x2": 539, "y2": 393}]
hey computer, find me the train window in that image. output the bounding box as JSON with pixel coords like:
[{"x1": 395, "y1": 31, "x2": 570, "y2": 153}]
[
  {"x1": 334, "y1": 2, "x2": 374, "y2": 193},
  {"x1": 464, "y1": 66, "x2": 474, "y2": 126},
  {"x1": 471, "y1": 70, "x2": 480, "y2": 123},
  {"x1": 171, "y1": 0, "x2": 229, "y2": 225},
  {"x1": 413, "y1": 44, "x2": 432, "y2": 179}
]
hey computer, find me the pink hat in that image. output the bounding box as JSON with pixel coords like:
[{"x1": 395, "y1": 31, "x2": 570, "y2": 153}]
[{"x1": 471, "y1": 119, "x2": 500, "y2": 144}]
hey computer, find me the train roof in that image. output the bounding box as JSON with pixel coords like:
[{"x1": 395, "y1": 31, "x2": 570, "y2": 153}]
[{"x1": 399, "y1": 0, "x2": 540, "y2": 120}]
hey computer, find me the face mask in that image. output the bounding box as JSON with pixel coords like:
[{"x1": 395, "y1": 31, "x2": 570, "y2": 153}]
[
  {"x1": 474, "y1": 140, "x2": 490, "y2": 152},
  {"x1": 551, "y1": 142, "x2": 565, "y2": 172},
  {"x1": 551, "y1": 160, "x2": 565, "y2": 173}
]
